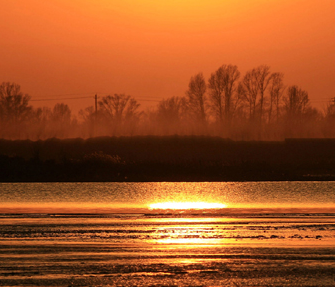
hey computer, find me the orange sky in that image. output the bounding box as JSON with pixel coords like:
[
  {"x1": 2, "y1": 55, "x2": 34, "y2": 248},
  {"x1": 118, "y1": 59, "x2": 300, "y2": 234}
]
[{"x1": 1, "y1": 0, "x2": 334, "y2": 114}]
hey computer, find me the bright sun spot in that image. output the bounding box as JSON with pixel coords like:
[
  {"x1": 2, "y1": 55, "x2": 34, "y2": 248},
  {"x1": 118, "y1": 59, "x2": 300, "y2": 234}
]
[{"x1": 149, "y1": 202, "x2": 227, "y2": 210}]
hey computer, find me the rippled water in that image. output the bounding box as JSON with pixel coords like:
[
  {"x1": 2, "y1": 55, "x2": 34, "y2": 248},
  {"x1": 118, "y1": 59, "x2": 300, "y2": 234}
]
[
  {"x1": 1, "y1": 182, "x2": 335, "y2": 286},
  {"x1": 1, "y1": 181, "x2": 335, "y2": 211}
]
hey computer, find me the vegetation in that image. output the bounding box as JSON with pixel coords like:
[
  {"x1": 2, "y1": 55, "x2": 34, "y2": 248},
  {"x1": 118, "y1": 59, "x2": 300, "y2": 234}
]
[
  {"x1": 0, "y1": 64, "x2": 334, "y2": 140},
  {"x1": 1, "y1": 136, "x2": 335, "y2": 182}
]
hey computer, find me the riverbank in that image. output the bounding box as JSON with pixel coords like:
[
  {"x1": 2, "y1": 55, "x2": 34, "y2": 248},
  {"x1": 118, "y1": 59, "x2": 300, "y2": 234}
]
[{"x1": 1, "y1": 136, "x2": 335, "y2": 182}]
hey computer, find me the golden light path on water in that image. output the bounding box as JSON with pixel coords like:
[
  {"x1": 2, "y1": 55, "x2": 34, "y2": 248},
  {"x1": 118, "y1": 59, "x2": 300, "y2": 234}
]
[{"x1": 149, "y1": 202, "x2": 227, "y2": 210}]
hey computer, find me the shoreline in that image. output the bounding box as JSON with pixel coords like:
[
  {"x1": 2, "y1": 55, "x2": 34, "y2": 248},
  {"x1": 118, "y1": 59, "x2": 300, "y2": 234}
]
[{"x1": 1, "y1": 136, "x2": 335, "y2": 182}]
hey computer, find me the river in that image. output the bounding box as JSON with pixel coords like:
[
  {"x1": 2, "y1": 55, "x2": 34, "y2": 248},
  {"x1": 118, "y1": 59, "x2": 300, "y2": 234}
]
[{"x1": 0, "y1": 182, "x2": 335, "y2": 286}]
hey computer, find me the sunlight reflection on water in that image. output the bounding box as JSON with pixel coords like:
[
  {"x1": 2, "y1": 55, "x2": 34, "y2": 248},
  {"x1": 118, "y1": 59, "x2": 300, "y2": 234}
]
[
  {"x1": 1, "y1": 185, "x2": 335, "y2": 287},
  {"x1": 0, "y1": 182, "x2": 335, "y2": 213}
]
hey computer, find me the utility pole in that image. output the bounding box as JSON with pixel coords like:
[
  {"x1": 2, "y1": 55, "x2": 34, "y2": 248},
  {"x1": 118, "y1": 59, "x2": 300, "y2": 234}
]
[
  {"x1": 95, "y1": 94, "x2": 98, "y2": 115},
  {"x1": 94, "y1": 94, "x2": 98, "y2": 137}
]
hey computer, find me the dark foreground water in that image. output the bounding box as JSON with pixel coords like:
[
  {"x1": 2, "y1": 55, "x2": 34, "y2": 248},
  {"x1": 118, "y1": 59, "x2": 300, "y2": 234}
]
[{"x1": 1, "y1": 182, "x2": 335, "y2": 286}]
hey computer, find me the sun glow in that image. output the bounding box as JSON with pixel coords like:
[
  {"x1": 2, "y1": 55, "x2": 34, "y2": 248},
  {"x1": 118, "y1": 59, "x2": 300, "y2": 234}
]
[{"x1": 149, "y1": 202, "x2": 227, "y2": 210}]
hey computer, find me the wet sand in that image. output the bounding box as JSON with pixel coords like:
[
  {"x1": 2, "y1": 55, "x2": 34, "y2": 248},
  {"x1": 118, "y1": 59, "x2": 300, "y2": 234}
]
[{"x1": 1, "y1": 211, "x2": 335, "y2": 286}]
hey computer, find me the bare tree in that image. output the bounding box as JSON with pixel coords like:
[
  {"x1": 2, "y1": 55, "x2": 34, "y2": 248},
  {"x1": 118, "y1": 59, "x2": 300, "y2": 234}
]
[
  {"x1": 99, "y1": 94, "x2": 140, "y2": 124},
  {"x1": 124, "y1": 97, "x2": 141, "y2": 122},
  {"x1": 79, "y1": 106, "x2": 95, "y2": 124},
  {"x1": 186, "y1": 73, "x2": 207, "y2": 124},
  {"x1": 223, "y1": 65, "x2": 241, "y2": 122},
  {"x1": 156, "y1": 96, "x2": 188, "y2": 134},
  {"x1": 51, "y1": 103, "x2": 72, "y2": 123},
  {"x1": 157, "y1": 96, "x2": 187, "y2": 123},
  {"x1": 49, "y1": 103, "x2": 73, "y2": 138},
  {"x1": 35, "y1": 107, "x2": 52, "y2": 122},
  {"x1": 256, "y1": 65, "x2": 272, "y2": 122},
  {"x1": 32, "y1": 107, "x2": 52, "y2": 139},
  {"x1": 208, "y1": 67, "x2": 225, "y2": 122},
  {"x1": 325, "y1": 98, "x2": 335, "y2": 120},
  {"x1": 322, "y1": 98, "x2": 335, "y2": 137},
  {"x1": 78, "y1": 106, "x2": 96, "y2": 137},
  {"x1": 0, "y1": 82, "x2": 32, "y2": 124},
  {"x1": 208, "y1": 65, "x2": 240, "y2": 123},
  {"x1": 268, "y1": 73, "x2": 285, "y2": 123},
  {"x1": 98, "y1": 94, "x2": 141, "y2": 135},
  {"x1": 240, "y1": 65, "x2": 272, "y2": 122},
  {"x1": 241, "y1": 70, "x2": 257, "y2": 120},
  {"x1": 283, "y1": 85, "x2": 310, "y2": 120}
]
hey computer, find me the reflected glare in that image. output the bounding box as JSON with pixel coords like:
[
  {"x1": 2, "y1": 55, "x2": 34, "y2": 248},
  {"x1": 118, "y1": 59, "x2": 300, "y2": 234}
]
[
  {"x1": 149, "y1": 202, "x2": 226, "y2": 210},
  {"x1": 149, "y1": 218, "x2": 230, "y2": 247}
]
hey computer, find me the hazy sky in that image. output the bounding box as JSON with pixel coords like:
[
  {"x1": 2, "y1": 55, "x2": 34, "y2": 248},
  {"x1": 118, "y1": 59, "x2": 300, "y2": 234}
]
[{"x1": 1, "y1": 0, "x2": 334, "y2": 113}]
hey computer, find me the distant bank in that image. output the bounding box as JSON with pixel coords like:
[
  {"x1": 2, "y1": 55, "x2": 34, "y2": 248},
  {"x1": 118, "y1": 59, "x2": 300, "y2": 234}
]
[{"x1": 1, "y1": 136, "x2": 335, "y2": 182}]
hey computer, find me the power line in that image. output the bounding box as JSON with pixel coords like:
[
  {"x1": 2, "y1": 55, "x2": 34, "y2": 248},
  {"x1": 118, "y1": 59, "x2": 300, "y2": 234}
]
[
  {"x1": 30, "y1": 95, "x2": 161, "y2": 102},
  {"x1": 29, "y1": 93, "x2": 332, "y2": 104},
  {"x1": 91, "y1": 93, "x2": 161, "y2": 102},
  {"x1": 137, "y1": 99, "x2": 160, "y2": 102},
  {"x1": 310, "y1": 100, "x2": 331, "y2": 103},
  {"x1": 31, "y1": 96, "x2": 93, "y2": 102}
]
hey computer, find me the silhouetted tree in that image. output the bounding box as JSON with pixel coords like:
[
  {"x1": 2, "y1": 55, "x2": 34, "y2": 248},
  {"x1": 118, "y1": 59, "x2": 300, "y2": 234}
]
[
  {"x1": 35, "y1": 107, "x2": 52, "y2": 122},
  {"x1": 0, "y1": 82, "x2": 32, "y2": 124},
  {"x1": 0, "y1": 64, "x2": 330, "y2": 141},
  {"x1": 240, "y1": 70, "x2": 258, "y2": 120},
  {"x1": 256, "y1": 66, "x2": 272, "y2": 122},
  {"x1": 282, "y1": 85, "x2": 312, "y2": 137},
  {"x1": 240, "y1": 65, "x2": 272, "y2": 122},
  {"x1": 31, "y1": 107, "x2": 52, "y2": 139},
  {"x1": 223, "y1": 65, "x2": 241, "y2": 122},
  {"x1": 322, "y1": 98, "x2": 335, "y2": 137},
  {"x1": 79, "y1": 106, "x2": 95, "y2": 123},
  {"x1": 49, "y1": 103, "x2": 74, "y2": 138},
  {"x1": 268, "y1": 73, "x2": 285, "y2": 123},
  {"x1": 51, "y1": 103, "x2": 71, "y2": 123},
  {"x1": 99, "y1": 94, "x2": 140, "y2": 123},
  {"x1": 208, "y1": 66, "x2": 225, "y2": 122},
  {"x1": 156, "y1": 96, "x2": 188, "y2": 134},
  {"x1": 99, "y1": 94, "x2": 141, "y2": 135},
  {"x1": 324, "y1": 98, "x2": 335, "y2": 120},
  {"x1": 186, "y1": 73, "x2": 207, "y2": 124},
  {"x1": 78, "y1": 106, "x2": 96, "y2": 137},
  {"x1": 208, "y1": 65, "x2": 240, "y2": 124},
  {"x1": 157, "y1": 96, "x2": 187, "y2": 122},
  {"x1": 283, "y1": 85, "x2": 309, "y2": 120}
]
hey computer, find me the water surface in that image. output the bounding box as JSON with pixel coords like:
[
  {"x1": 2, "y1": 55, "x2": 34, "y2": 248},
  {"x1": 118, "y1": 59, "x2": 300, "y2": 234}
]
[
  {"x1": 0, "y1": 182, "x2": 335, "y2": 286},
  {"x1": 1, "y1": 181, "x2": 335, "y2": 212}
]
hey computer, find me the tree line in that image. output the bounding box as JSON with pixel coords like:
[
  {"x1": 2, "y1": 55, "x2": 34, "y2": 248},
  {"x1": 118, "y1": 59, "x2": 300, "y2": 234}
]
[{"x1": 1, "y1": 64, "x2": 335, "y2": 140}]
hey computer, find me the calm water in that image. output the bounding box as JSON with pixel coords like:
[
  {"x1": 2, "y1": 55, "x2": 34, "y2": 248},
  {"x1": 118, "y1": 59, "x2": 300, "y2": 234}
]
[{"x1": 1, "y1": 182, "x2": 335, "y2": 286}]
